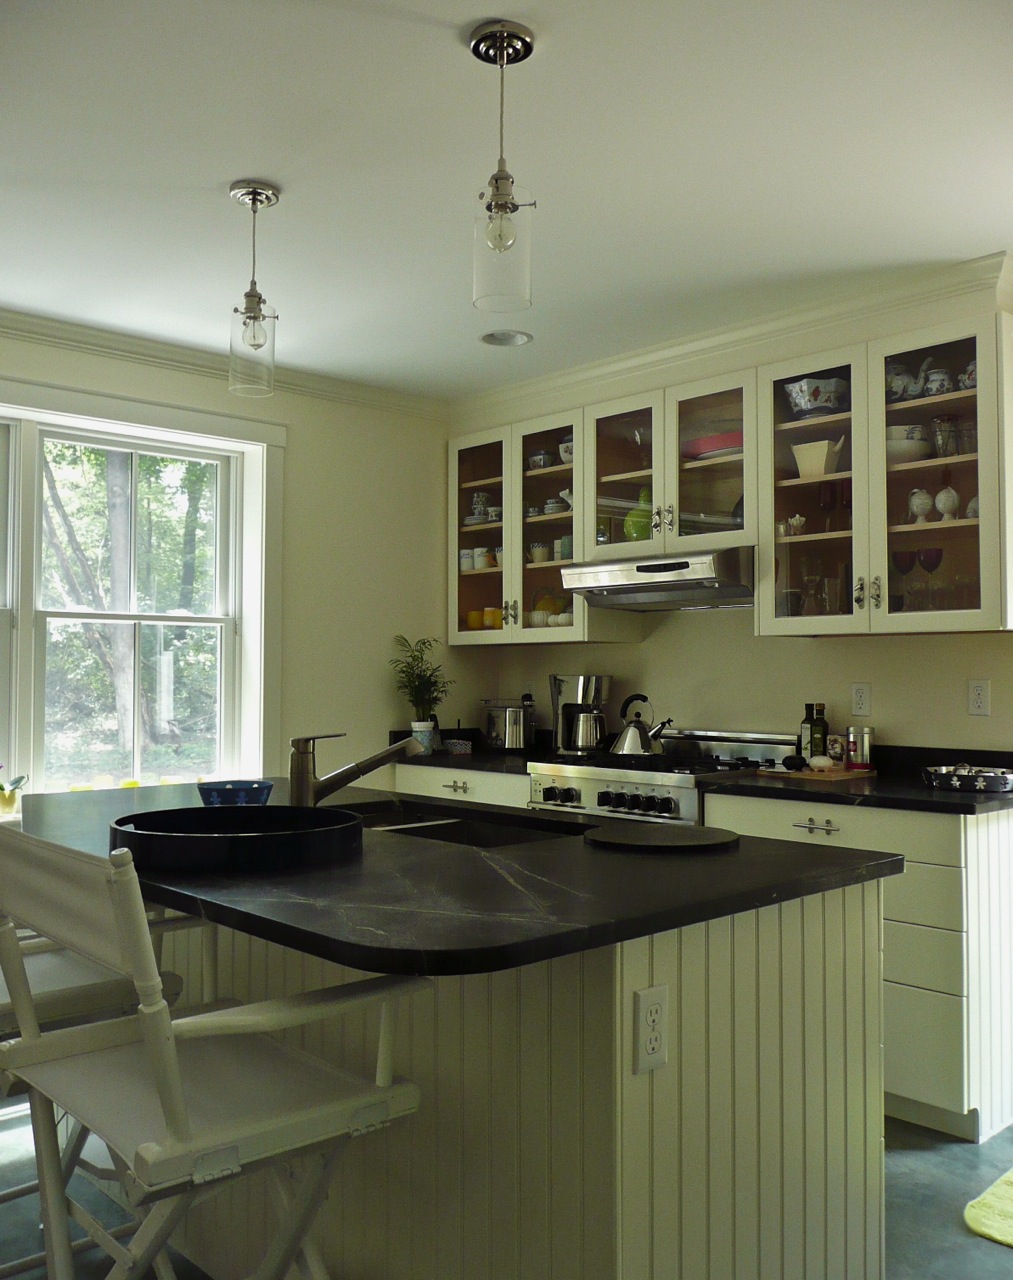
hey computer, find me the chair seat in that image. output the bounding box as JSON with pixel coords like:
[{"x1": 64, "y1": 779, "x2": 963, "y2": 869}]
[
  {"x1": 17, "y1": 1032, "x2": 420, "y2": 1198},
  {"x1": 0, "y1": 951, "x2": 139, "y2": 1037}
]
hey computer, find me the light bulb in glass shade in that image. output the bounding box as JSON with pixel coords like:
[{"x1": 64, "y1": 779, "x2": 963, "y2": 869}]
[
  {"x1": 486, "y1": 211, "x2": 516, "y2": 252},
  {"x1": 242, "y1": 315, "x2": 268, "y2": 350}
]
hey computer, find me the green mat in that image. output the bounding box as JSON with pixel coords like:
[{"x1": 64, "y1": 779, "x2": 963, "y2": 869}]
[{"x1": 965, "y1": 1166, "x2": 1013, "y2": 1246}]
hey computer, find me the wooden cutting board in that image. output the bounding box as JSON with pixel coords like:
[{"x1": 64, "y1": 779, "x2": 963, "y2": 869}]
[
  {"x1": 757, "y1": 766, "x2": 875, "y2": 782},
  {"x1": 584, "y1": 822, "x2": 739, "y2": 852}
]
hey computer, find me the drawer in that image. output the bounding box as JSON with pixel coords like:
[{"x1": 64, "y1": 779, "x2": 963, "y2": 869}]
[
  {"x1": 883, "y1": 862, "x2": 964, "y2": 931},
  {"x1": 883, "y1": 920, "x2": 965, "y2": 996},
  {"x1": 883, "y1": 980, "x2": 967, "y2": 1113},
  {"x1": 704, "y1": 793, "x2": 964, "y2": 866},
  {"x1": 394, "y1": 764, "x2": 529, "y2": 809}
]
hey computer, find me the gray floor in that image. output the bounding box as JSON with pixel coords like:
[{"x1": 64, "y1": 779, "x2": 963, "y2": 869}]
[
  {"x1": 886, "y1": 1114, "x2": 1013, "y2": 1278},
  {"x1": 3, "y1": 1103, "x2": 1013, "y2": 1277}
]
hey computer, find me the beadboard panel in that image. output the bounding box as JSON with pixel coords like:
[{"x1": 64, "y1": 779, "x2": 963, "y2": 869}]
[
  {"x1": 965, "y1": 809, "x2": 1013, "y2": 1139},
  {"x1": 161, "y1": 885, "x2": 884, "y2": 1280},
  {"x1": 171, "y1": 928, "x2": 620, "y2": 1280},
  {"x1": 617, "y1": 883, "x2": 885, "y2": 1280}
]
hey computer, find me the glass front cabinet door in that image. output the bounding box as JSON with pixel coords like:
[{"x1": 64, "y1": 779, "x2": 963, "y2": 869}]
[
  {"x1": 665, "y1": 371, "x2": 756, "y2": 551},
  {"x1": 757, "y1": 346, "x2": 869, "y2": 635},
  {"x1": 584, "y1": 392, "x2": 664, "y2": 561},
  {"x1": 449, "y1": 413, "x2": 585, "y2": 644},
  {"x1": 758, "y1": 322, "x2": 1000, "y2": 635},
  {"x1": 867, "y1": 321, "x2": 1000, "y2": 632}
]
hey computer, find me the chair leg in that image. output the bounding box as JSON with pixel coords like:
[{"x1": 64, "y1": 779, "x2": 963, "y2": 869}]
[
  {"x1": 247, "y1": 1141, "x2": 347, "y2": 1280},
  {"x1": 27, "y1": 1088, "x2": 75, "y2": 1280},
  {"x1": 104, "y1": 1192, "x2": 195, "y2": 1280}
]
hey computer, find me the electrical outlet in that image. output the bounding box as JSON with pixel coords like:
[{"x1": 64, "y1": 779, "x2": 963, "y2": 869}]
[
  {"x1": 969, "y1": 679, "x2": 991, "y2": 716},
  {"x1": 851, "y1": 682, "x2": 872, "y2": 717},
  {"x1": 633, "y1": 984, "x2": 668, "y2": 1075}
]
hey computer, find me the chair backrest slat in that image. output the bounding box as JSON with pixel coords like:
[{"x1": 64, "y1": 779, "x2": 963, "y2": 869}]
[{"x1": 0, "y1": 829, "x2": 129, "y2": 975}]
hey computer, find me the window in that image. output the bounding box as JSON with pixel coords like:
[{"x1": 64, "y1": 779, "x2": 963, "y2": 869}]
[{"x1": 3, "y1": 405, "x2": 282, "y2": 794}]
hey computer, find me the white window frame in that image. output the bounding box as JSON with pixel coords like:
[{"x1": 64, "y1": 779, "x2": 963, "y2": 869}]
[{"x1": 1, "y1": 386, "x2": 284, "y2": 792}]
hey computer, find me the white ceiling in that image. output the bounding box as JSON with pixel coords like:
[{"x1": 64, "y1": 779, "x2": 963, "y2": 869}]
[{"x1": 4, "y1": 1, "x2": 1013, "y2": 402}]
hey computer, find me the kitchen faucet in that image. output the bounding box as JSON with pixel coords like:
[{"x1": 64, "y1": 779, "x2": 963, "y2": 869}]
[{"x1": 289, "y1": 732, "x2": 424, "y2": 806}]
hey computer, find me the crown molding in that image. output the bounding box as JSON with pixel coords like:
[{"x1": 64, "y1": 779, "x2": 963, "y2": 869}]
[
  {"x1": 452, "y1": 252, "x2": 1013, "y2": 426},
  {"x1": 0, "y1": 308, "x2": 450, "y2": 425}
]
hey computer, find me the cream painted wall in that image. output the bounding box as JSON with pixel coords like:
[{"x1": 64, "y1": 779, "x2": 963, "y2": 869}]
[
  {"x1": 0, "y1": 319, "x2": 492, "y2": 777},
  {"x1": 479, "y1": 610, "x2": 1013, "y2": 749}
]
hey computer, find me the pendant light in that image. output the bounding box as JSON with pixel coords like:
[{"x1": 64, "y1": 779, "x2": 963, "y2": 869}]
[
  {"x1": 470, "y1": 20, "x2": 535, "y2": 312},
  {"x1": 228, "y1": 180, "x2": 280, "y2": 397}
]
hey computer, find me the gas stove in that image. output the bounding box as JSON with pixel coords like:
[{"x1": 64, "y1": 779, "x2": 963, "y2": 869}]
[{"x1": 528, "y1": 729, "x2": 796, "y2": 825}]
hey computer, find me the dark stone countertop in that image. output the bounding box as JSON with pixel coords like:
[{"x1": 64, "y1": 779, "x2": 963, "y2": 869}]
[
  {"x1": 21, "y1": 780, "x2": 901, "y2": 978},
  {"x1": 699, "y1": 772, "x2": 1013, "y2": 816}
]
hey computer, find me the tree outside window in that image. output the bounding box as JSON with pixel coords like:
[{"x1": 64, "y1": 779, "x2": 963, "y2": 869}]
[{"x1": 39, "y1": 438, "x2": 228, "y2": 790}]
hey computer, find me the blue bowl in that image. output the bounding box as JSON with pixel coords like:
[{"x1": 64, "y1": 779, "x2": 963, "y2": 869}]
[{"x1": 197, "y1": 779, "x2": 273, "y2": 807}]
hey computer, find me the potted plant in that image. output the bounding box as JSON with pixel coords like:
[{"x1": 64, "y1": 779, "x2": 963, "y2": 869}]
[
  {"x1": 0, "y1": 766, "x2": 27, "y2": 816},
  {"x1": 389, "y1": 635, "x2": 453, "y2": 755}
]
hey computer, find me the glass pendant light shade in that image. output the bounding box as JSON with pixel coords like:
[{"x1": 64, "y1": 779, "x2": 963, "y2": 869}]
[
  {"x1": 473, "y1": 194, "x2": 532, "y2": 312},
  {"x1": 229, "y1": 300, "x2": 277, "y2": 396},
  {"x1": 227, "y1": 181, "x2": 280, "y2": 398}
]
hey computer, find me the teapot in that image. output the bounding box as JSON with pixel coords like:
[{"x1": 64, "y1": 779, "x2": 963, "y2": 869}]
[
  {"x1": 610, "y1": 694, "x2": 672, "y2": 756},
  {"x1": 885, "y1": 357, "x2": 934, "y2": 402}
]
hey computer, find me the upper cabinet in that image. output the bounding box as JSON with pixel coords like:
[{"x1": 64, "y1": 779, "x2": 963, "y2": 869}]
[
  {"x1": 757, "y1": 318, "x2": 1000, "y2": 634},
  {"x1": 449, "y1": 412, "x2": 645, "y2": 645},
  {"x1": 584, "y1": 376, "x2": 756, "y2": 561}
]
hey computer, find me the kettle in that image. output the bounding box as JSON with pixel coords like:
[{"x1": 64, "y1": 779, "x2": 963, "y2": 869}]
[{"x1": 610, "y1": 694, "x2": 670, "y2": 756}]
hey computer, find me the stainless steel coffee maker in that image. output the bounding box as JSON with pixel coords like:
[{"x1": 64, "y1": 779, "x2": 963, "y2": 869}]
[{"x1": 550, "y1": 674, "x2": 612, "y2": 756}]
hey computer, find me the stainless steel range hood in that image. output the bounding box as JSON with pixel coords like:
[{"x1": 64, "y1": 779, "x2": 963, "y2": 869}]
[{"x1": 562, "y1": 547, "x2": 754, "y2": 611}]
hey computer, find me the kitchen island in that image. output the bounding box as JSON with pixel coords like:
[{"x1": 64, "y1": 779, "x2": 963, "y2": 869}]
[{"x1": 21, "y1": 784, "x2": 901, "y2": 1280}]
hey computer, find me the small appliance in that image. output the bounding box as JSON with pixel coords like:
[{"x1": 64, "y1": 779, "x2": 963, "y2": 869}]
[{"x1": 549, "y1": 674, "x2": 611, "y2": 756}]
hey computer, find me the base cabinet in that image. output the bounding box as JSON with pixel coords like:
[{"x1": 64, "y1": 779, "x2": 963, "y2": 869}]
[
  {"x1": 704, "y1": 792, "x2": 1013, "y2": 1141},
  {"x1": 392, "y1": 763, "x2": 529, "y2": 808}
]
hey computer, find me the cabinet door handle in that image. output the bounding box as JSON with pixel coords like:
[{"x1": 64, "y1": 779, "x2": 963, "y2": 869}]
[
  {"x1": 442, "y1": 780, "x2": 469, "y2": 794},
  {"x1": 503, "y1": 598, "x2": 511, "y2": 626},
  {"x1": 791, "y1": 817, "x2": 840, "y2": 837},
  {"x1": 510, "y1": 599, "x2": 519, "y2": 624},
  {"x1": 651, "y1": 506, "x2": 663, "y2": 533},
  {"x1": 854, "y1": 576, "x2": 866, "y2": 608},
  {"x1": 871, "y1": 576, "x2": 882, "y2": 609},
  {"x1": 664, "y1": 504, "x2": 675, "y2": 532}
]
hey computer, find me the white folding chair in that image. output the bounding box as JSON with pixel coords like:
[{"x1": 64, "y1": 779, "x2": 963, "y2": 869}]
[{"x1": 0, "y1": 826, "x2": 427, "y2": 1280}]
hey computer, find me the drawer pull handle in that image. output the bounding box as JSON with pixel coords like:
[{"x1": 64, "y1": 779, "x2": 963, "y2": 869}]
[
  {"x1": 792, "y1": 817, "x2": 840, "y2": 837},
  {"x1": 442, "y1": 780, "x2": 469, "y2": 794}
]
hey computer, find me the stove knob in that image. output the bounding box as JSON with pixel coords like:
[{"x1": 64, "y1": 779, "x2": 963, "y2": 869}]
[
  {"x1": 625, "y1": 794, "x2": 643, "y2": 811},
  {"x1": 543, "y1": 785, "x2": 560, "y2": 803},
  {"x1": 610, "y1": 793, "x2": 629, "y2": 810},
  {"x1": 597, "y1": 790, "x2": 614, "y2": 807},
  {"x1": 657, "y1": 796, "x2": 677, "y2": 817},
  {"x1": 640, "y1": 795, "x2": 658, "y2": 813},
  {"x1": 559, "y1": 787, "x2": 579, "y2": 804}
]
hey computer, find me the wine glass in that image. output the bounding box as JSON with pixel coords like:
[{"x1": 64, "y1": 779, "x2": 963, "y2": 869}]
[
  {"x1": 818, "y1": 482, "x2": 837, "y2": 532},
  {"x1": 890, "y1": 549, "x2": 917, "y2": 611},
  {"x1": 917, "y1": 547, "x2": 944, "y2": 609}
]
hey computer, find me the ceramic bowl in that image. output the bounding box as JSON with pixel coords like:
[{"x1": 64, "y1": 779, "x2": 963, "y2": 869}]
[
  {"x1": 527, "y1": 449, "x2": 553, "y2": 470},
  {"x1": 886, "y1": 439, "x2": 933, "y2": 464},
  {"x1": 558, "y1": 438, "x2": 574, "y2": 463},
  {"x1": 784, "y1": 377, "x2": 850, "y2": 418},
  {"x1": 885, "y1": 423, "x2": 930, "y2": 442},
  {"x1": 197, "y1": 780, "x2": 273, "y2": 807}
]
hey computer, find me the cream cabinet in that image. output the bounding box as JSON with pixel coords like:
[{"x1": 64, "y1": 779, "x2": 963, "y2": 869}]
[
  {"x1": 584, "y1": 376, "x2": 757, "y2": 561},
  {"x1": 449, "y1": 414, "x2": 645, "y2": 646},
  {"x1": 757, "y1": 316, "x2": 1000, "y2": 634},
  {"x1": 704, "y1": 790, "x2": 1013, "y2": 1141},
  {"x1": 393, "y1": 763, "x2": 530, "y2": 808}
]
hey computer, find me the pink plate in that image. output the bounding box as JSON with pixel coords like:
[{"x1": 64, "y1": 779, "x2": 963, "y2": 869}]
[{"x1": 682, "y1": 430, "x2": 743, "y2": 461}]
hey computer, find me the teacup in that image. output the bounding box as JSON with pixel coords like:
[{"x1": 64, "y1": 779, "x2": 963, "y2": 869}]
[
  {"x1": 529, "y1": 543, "x2": 550, "y2": 563},
  {"x1": 924, "y1": 368, "x2": 954, "y2": 396},
  {"x1": 487, "y1": 505, "x2": 502, "y2": 522}
]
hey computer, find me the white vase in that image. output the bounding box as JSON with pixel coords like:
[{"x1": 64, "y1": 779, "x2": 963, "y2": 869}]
[{"x1": 411, "y1": 721, "x2": 435, "y2": 755}]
